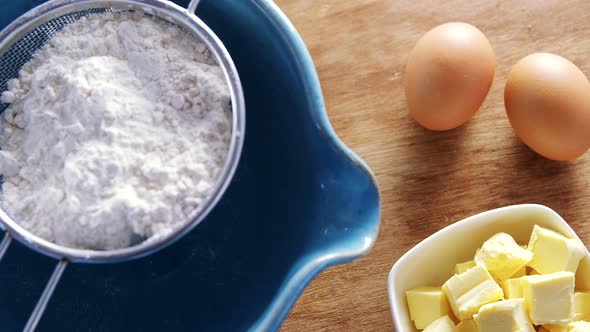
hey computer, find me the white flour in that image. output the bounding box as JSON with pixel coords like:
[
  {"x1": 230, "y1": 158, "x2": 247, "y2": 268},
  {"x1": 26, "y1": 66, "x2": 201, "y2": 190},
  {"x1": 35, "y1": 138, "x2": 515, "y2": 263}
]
[{"x1": 0, "y1": 13, "x2": 231, "y2": 250}]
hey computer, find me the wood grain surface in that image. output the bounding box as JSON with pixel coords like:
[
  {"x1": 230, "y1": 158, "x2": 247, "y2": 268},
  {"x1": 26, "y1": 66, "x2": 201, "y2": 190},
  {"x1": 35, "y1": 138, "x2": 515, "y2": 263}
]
[{"x1": 274, "y1": 0, "x2": 590, "y2": 331}]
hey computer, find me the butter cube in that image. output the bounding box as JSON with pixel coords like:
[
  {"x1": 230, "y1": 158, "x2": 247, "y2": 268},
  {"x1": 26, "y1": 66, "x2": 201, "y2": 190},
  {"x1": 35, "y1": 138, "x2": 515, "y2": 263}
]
[
  {"x1": 568, "y1": 321, "x2": 590, "y2": 331},
  {"x1": 455, "y1": 260, "x2": 477, "y2": 275},
  {"x1": 473, "y1": 298, "x2": 534, "y2": 332},
  {"x1": 527, "y1": 225, "x2": 585, "y2": 274},
  {"x1": 543, "y1": 324, "x2": 568, "y2": 332},
  {"x1": 456, "y1": 319, "x2": 479, "y2": 332},
  {"x1": 406, "y1": 286, "x2": 451, "y2": 329},
  {"x1": 475, "y1": 233, "x2": 533, "y2": 281},
  {"x1": 424, "y1": 316, "x2": 457, "y2": 332},
  {"x1": 574, "y1": 292, "x2": 590, "y2": 321},
  {"x1": 442, "y1": 265, "x2": 504, "y2": 321},
  {"x1": 521, "y1": 272, "x2": 575, "y2": 325},
  {"x1": 502, "y1": 278, "x2": 523, "y2": 299}
]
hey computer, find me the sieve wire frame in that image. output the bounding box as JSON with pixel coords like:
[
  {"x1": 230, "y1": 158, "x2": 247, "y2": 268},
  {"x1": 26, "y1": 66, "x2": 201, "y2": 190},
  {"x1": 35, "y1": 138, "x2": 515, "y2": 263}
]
[{"x1": 0, "y1": 0, "x2": 246, "y2": 264}]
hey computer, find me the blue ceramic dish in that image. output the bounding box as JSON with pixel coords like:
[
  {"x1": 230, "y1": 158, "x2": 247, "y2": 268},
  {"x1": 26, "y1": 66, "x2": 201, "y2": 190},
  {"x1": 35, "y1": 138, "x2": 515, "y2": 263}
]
[{"x1": 0, "y1": 0, "x2": 380, "y2": 331}]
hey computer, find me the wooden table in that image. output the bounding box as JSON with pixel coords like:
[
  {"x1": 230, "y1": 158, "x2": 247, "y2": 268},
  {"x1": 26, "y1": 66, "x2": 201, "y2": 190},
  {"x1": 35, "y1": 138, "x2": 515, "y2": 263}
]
[{"x1": 275, "y1": 0, "x2": 590, "y2": 331}]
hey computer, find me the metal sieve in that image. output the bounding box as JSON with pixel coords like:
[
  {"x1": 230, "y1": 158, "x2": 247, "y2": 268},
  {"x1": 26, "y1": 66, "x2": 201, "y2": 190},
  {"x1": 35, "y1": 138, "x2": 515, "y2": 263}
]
[{"x1": 0, "y1": 0, "x2": 245, "y2": 330}]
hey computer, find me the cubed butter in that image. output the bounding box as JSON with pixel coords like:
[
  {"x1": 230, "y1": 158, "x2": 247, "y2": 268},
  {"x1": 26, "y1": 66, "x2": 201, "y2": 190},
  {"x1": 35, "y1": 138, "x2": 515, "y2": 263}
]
[
  {"x1": 527, "y1": 225, "x2": 585, "y2": 274},
  {"x1": 406, "y1": 286, "x2": 451, "y2": 329},
  {"x1": 568, "y1": 321, "x2": 590, "y2": 332},
  {"x1": 473, "y1": 298, "x2": 534, "y2": 332},
  {"x1": 574, "y1": 292, "x2": 590, "y2": 321},
  {"x1": 424, "y1": 316, "x2": 457, "y2": 332},
  {"x1": 475, "y1": 233, "x2": 533, "y2": 281},
  {"x1": 456, "y1": 319, "x2": 479, "y2": 332},
  {"x1": 442, "y1": 265, "x2": 504, "y2": 321},
  {"x1": 455, "y1": 260, "x2": 477, "y2": 275},
  {"x1": 502, "y1": 278, "x2": 523, "y2": 299},
  {"x1": 521, "y1": 272, "x2": 575, "y2": 325}
]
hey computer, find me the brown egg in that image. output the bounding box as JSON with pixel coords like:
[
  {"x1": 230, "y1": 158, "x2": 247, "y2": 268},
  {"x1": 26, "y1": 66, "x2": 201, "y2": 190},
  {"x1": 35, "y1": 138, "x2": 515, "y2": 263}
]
[
  {"x1": 504, "y1": 53, "x2": 590, "y2": 161},
  {"x1": 404, "y1": 22, "x2": 495, "y2": 131}
]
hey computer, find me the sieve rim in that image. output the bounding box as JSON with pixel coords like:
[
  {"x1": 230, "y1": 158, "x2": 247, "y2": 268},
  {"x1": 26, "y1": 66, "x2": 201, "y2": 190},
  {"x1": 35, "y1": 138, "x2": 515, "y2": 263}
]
[{"x1": 0, "y1": 0, "x2": 246, "y2": 263}]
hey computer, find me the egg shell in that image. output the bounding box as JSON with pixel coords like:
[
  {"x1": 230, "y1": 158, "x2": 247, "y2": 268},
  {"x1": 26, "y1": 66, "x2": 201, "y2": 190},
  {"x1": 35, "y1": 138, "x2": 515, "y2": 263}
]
[
  {"x1": 504, "y1": 53, "x2": 590, "y2": 161},
  {"x1": 404, "y1": 22, "x2": 495, "y2": 131}
]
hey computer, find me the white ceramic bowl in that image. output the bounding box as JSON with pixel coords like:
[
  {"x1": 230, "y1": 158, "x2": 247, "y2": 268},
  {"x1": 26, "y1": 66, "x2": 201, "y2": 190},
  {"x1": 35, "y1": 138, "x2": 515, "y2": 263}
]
[{"x1": 388, "y1": 204, "x2": 590, "y2": 332}]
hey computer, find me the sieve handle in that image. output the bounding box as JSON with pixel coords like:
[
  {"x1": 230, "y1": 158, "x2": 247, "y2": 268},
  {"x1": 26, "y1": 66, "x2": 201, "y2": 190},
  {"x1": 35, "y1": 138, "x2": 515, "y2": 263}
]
[
  {"x1": 0, "y1": 232, "x2": 12, "y2": 261},
  {"x1": 23, "y1": 259, "x2": 68, "y2": 332},
  {"x1": 187, "y1": 0, "x2": 201, "y2": 14}
]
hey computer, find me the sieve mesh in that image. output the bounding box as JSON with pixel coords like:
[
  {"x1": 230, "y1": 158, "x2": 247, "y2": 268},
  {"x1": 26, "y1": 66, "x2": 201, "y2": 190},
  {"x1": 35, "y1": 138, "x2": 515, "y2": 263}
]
[
  {"x1": 0, "y1": 8, "x2": 118, "y2": 112},
  {"x1": 0, "y1": 0, "x2": 244, "y2": 265}
]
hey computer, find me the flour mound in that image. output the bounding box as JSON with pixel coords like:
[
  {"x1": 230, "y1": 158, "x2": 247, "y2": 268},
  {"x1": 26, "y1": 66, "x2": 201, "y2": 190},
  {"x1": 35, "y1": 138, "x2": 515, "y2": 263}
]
[{"x1": 0, "y1": 13, "x2": 231, "y2": 250}]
